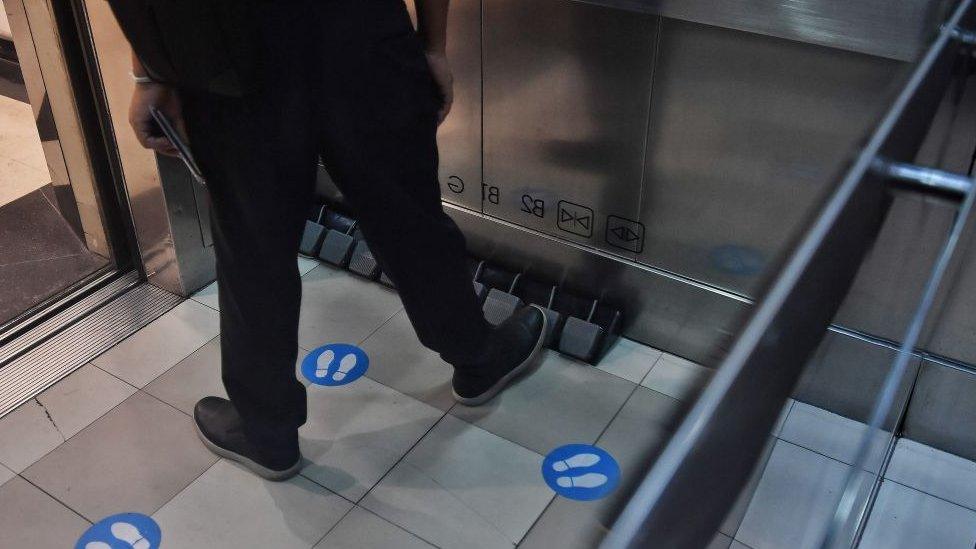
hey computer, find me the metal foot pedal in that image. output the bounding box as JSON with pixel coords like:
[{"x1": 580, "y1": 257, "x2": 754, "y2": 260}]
[
  {"x1": 379, "y1": 271, "x2": 395, "y2": 288},
  {"x1": 540, "y1": 287, "x2": 565, "y2": 348},
  {"x1": 559, "y1": 299, "x2": 621, "y2": 363},
  {"x1": 471, "y1": 261, "x2": 488, "y2": 303},
  {"x1": 348, "y1": 240, "x2": 381, "y2": 279},
  {"x1": 318, "y1": 222, "x2": 358, "y2": 267},
  {"x1": 299, "y1": 206, "x2": 328, "y2": 256},
  {"x1": 483, "y1": 274, "x2": 524, "y2": 325}
]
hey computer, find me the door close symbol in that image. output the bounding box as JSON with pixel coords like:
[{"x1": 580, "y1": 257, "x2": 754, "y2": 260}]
[{"x1": 557, "y1": 201, "x2": 594, "y2": 238}]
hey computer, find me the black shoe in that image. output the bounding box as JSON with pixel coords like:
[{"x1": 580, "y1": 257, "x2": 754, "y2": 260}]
[
  {"x1": 452, "y1": 304, "x2": 548, "y2": 406},
  {"x1": 193, "y1": 396, "x2": 303, "y2": 481}
]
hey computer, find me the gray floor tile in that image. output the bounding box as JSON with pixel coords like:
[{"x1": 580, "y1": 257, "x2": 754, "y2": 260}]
[
  {"x1": 772, "y1": 398, "x2": 794, "y2": 438},
  {"x1": 94, "y1": 299, "x2": 220, "y2": 387},
  {"x1": 735, "y1": 440, "x2": 853, "y2": 549},
  {"x1": 315, "y1": 506, "x2": 435, "y2": 549},
  {"x1": 153, "y1": 459, "x2": 351, "y2": 549},
  {"x1": 298, "y1": 266, "x2": 403, "y2": 351},
  {"x1": 298, "y1": 256, "x2": 320, "y2": 276},
  {"x1": 191, "y1": 280, "x2": 219, "y2": 310},
  {"x1": 452, "y1": 351, "x2": 635, "y2": 455},
  {"x1": 22, "y1": 391, "x2": 218, "y2": 521},
  {"x1": 707, "y1": 532, "x2": 733, "y2": 549},
  {"x1": 0, "y1": 463, "x2": 13, "y2": 487},
  {"x1": 779, "y1": 401, "x2": 877, "y2": 467},
  {"x1": 886, "y1": 438, "x2": 976, "y2": 512},
  {"x1": 192, "y1": 257, "x2": 319, "y2": 312},
  {"x1": 520, "y1": 387, "x2": 683, "y2": 549},
  {"x1": 36, "y1": 363, "x2": 137, "y2": 439},
  {"x1": 145, "y1": 337, "x2": 308, "y2": 415},
  {"x1": 597, "y1": 338, "x2": 663, "y2": 384},
  {"x1": 730, "y1": 542, "x2": 752, "y2": 549},
  {"x1": 0, "y1": 398, "x2": 63, "y2": 472},
  {"x1": 362, "y1": 415, "x2": 552, "y2": 549},
  {"x1": 640, "y1": 352, "x2": 712, "y2": 401},
  {"x1": 0, "y1": 476, "x2": 91, "y2": 549},
  {"x1": 0, "y1": 365, "x2": 136, "y2": 472},
  {"x1": 300, "y1": 376, "x2": 443, "y2": 502},
  {"x1": 859, "y1": 481, "x2": 976, "y2": 549},
  {"x1": 361, "y1": 310, "x2": 455, "y2": 411}
]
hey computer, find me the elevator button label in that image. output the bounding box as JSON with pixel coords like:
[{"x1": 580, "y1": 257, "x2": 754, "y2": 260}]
[
  {"x1": 76, "y1": 512, "x2": 161, "y2": 549},
  {"x1": 557, "y1": 201, "x2": 594, "y2": 238},
  {"x1": 302, "y1": 344, "x2": 369, "y2": 386},
  {"x1": 606, "y1": 215, "x2": 645, "y2": 253},
  {"x1": 542, "y1": 443, "x2": 620, "y2": 501}
]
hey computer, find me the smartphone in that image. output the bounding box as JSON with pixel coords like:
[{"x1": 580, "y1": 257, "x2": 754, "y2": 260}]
[{"x1": 149, "y1": 106, "x2": 206, "y2": 187}]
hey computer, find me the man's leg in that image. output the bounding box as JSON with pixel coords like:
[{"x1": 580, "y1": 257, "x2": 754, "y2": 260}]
[
  {"x1": 178, "y1": 5, "x2": 318, "y2": 479},
  {"x1": 313, "y1": 0, "x2": 547, "y2": 403}
]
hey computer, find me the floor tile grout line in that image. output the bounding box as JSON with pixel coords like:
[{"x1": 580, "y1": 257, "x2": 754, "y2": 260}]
[
  {"x1": 356, "y1": 307, "x2": 405, "y2": 347},
  {"x1": 17, "y1": 474, "x2": 94, "y2": 526},
  {"x1": 307, "y1": 504, "x2": 357, "y2": 548},
  {"x1": 150, "y1": 457, "x2": 222, "y2": 520},
  {"x1": 882, "y1": 474, "x2": 976, "y2": 515}
]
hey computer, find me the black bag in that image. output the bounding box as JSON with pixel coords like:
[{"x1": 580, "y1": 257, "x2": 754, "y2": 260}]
[{"x1": 106, "y1": 0, "x2": 253, "y2": 96}]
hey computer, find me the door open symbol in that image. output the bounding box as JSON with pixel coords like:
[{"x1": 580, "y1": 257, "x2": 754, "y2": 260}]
[
  {"x1": 557, "y1": 201, "x2": 594, "y2": 238},
  {"x1": 606, "y1": 215, "x2": 645, "y2": 253}
]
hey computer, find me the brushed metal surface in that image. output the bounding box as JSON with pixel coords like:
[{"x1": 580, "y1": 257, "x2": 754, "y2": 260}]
[
  {"x1": 570, "y1": 0, "x2": 951, "y2": 62},
  {"x1": 637, "y1": 19, "x2": 904, "y2": 296},
  {"x1": 84, "y1": 0, "x2": 215, "y2": 295},
  {"x1": 483, "y1": 0, "x2": 658, "y2": 258},
  {"x1": 405, "y1": 0, "x2": 484, "y2": 211}
]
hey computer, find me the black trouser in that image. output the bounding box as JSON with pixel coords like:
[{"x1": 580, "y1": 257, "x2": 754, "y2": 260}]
[{"x1": 179, "y1": 0, "x2": 490, "y2": 446}]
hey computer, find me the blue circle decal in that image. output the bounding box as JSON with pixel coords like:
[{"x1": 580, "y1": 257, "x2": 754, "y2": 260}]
[
  {"x1": 302, "y1": 343, "x2": 369, "y2": 386},
  {"x1": 542, "y1": 443, "x2": 620, "y2": 501},
  {"x1": 76, "y1": 513, "x2": 161, "y2": 549},
  {"x1": 709, "y1": 245, "x2": 765, "y2": 276}
]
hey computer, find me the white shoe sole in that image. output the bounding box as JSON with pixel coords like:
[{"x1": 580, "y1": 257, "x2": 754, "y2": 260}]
[
  {"x1": 194, "y1": 420, "x2": 303, "y2": 482},
  {"x1": 452, "y1": 304, "x2": 549, "y2": 407}
]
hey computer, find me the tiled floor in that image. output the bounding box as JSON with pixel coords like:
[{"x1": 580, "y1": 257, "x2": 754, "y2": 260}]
[
  {"x1": 0, "y1": 260, "x2": 700, "y2": 549},
  {"x1": 2, "y1": 258, "x2": 974, "y2": 548}
]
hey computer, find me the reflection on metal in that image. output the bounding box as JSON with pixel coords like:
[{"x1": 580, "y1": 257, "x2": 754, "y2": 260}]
[
  {"x1": 571, "y1": 0, "x2": 949, "y2": 61},
  {"x1": 873, "y1": 159, "x2": 974, "y2": 197},
  {"x1": 603, "y1": 0, "x2": 976, "y2": 545},
  {"x1": 5, "y1": 0, "x2": 112, "y2": 257},
  {"x1": 82, "y1": 0, "x2": 214, "y2": 295}
]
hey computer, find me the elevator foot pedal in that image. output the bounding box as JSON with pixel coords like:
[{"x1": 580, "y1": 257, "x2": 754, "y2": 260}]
[
  {"x1": 300, "y1": 206, "x2": 329, "y2": 256},
  {"x1": 379, "y1": 271, "x2": 395, "y2": 288},
  {"x1": 482, "y1": 273, "x2": 524, "y2": 325},
  {"x1": 318, "y1": 222, "x2": 359, "y2": 267},
  {"x1": 558, "y1": 299, "x2": 622, "y2": 364},
  {"x1": 539, "y1": 286, "x2": 565, "y2": 348},
  {"x1": 471, "y1": 261, "x2": 488, "y2": 303},
  {"x1": 349, "y1": 240, "x2": 381, "y2": 279}
]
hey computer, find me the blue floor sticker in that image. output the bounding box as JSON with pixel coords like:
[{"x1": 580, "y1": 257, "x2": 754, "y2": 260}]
[
  {"x1": 542, "y1": 443, "x2": 620, "y2": 501},
  {"x1": 76, "y1": 512, "x2": 161, "y2": 549},
  {"x1": 302, "y1": 343, "x2": 369, "y2": 386}
]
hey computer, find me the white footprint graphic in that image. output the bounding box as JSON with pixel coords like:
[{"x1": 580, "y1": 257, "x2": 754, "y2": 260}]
[
  {"x1": 111, "y1": 521, "x2": 151, "y2": 549},
  {"x1": 552, "y1": 453, "x2": 600, "y2": 472},
  {"x1": 85, "y1": 543, "x2": 112, "y2": 549},
  {"x1": 315, "y1": 350, "x2": 335, "y2": 378},
  {"x1": 556, "y1": 473, "x2": 608, "y2": 489},
  {"x1": 331, "y1": 353, "x2": 358, "y2": 382}
]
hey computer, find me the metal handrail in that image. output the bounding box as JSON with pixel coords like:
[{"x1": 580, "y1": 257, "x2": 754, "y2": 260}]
[{"x1": 602, "y1": 1, "x2": 976, "y2": 547}]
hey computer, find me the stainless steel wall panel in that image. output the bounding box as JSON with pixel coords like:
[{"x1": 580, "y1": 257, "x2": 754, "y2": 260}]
[
  {"x1": 903, "y1": 360, "x2": 976, "y2": 462},
  {"x1": 637, "y1": 20, "x2": 903, "y2": 297},
  {"x1": 571, "y1": 0, "x2": 951, "y2": 62},
  {"x1": 482, "y1": 0, "x2": 658, "y2": 258},
  {"x1": 446, "y1": 204, "x2": 749, "y2": 365}
]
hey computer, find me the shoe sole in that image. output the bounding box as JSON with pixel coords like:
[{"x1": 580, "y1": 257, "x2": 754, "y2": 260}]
[
  {"x1": 194, "y1": 420, "x2": 303, "y2": 482},
  {"x1": 452, "y1": 304, "x2": 549, "y2": 407}
]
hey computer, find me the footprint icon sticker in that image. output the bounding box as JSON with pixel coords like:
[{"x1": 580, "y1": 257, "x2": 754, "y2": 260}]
[
  {"x1": 542, "y1": 444, "x2": 620, "y2": 501},
  {"x1": 76, "y1": 513, "x2": 161, "y2": 549},
  {"x1": 302, "y1": 343, "x2": 369, "y2": 386}
]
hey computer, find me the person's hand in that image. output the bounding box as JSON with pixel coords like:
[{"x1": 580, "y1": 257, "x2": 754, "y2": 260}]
[
  {"x1": 425, "y1": 50, "x2": 453, "y2": 125},
  {"x1": 129, "y1": 81, "x2": 185, "y2": 156}
]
